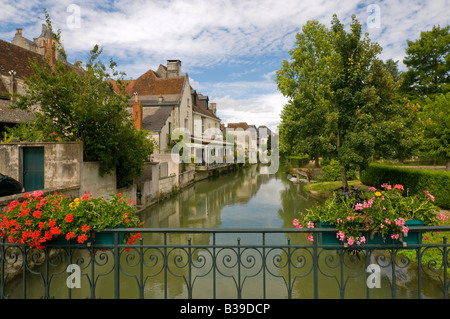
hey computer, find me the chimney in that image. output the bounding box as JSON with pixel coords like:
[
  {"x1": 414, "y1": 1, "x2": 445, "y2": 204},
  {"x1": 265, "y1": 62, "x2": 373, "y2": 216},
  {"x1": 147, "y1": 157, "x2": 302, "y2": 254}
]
[
  {"x1": 132, "y1": 93, "x2": 143, "y2": 130},
  {"x1": 16, "y1": 28, "x2": 23, "y2": 36},
  {"x1": 166, "y1": 60, "x2": 181, "y2": 78},
  {"x1": 210, "y1": 102, "x2": 216, "y2": 115},
  {"x1": 158, "y1": 94, "x2": 164, "y2": 103},
  {"x1": 43, "y1": 38, "x2": 56, "y2": 69}
]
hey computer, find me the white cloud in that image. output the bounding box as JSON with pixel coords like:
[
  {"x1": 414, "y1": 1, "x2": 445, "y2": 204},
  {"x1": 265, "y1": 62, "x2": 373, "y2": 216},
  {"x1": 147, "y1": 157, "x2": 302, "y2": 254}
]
[{"x1": 1, "y1": 0, "x2": 449, "y2": 130}]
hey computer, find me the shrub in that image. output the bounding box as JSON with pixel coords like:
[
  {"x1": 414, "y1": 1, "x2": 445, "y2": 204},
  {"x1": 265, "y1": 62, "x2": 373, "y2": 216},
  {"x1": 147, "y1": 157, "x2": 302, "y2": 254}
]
[
  {"x1": 360, "y1": 163, "x2": 450, "y2": 209},
  {"x1": 321, "y1": 159, "x2": 357, "y2": 182}
]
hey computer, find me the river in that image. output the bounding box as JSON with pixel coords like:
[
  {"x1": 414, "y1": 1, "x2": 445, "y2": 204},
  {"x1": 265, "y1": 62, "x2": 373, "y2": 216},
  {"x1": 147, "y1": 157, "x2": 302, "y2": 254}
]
[{"x1": 4, "y1": 163, "x2": 446, "y2": 299}]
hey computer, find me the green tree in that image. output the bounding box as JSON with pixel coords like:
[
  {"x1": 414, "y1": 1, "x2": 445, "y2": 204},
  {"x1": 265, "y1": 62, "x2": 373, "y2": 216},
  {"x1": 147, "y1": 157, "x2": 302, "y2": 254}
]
[
  {"x1": 420, "y1": 93, "x2": 450, "y2": 169},
  {"x1": 400, "y1": 25, "x2": 450, "y2": 101},
  {"x1": 277, "y1": 15, "x2": 405, "y2": 190},
  {"x1": 11, "y1": 12, "x2": 155, "y2": 188},
  {"x1": 398, "y1": 25, "x2": 450, "y2": 167},
  {"x1": 276, "y1": 20, "x2": 333, "y2": 166}
]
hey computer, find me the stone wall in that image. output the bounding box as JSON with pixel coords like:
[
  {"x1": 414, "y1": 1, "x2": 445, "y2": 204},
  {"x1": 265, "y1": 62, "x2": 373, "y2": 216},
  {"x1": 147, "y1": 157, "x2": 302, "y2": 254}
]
[{"x1": 0, "y1": 141, "x2": 83, "y2": 189}]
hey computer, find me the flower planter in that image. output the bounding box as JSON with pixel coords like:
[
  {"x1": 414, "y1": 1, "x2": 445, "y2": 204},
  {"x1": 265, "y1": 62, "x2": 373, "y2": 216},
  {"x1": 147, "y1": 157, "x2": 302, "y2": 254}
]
[
  {"x1": 318, "y1": 220, "x2": 423, "y2": 249},
  {"x1": 47, "y1": 236, "x2": 92, "y2": 249},
  {"x1": 47, "y1": 226, "x2": 125, "y2": 249},
  {"x1": 91, "y1": 226, "x2": 125, "y2": 246}
]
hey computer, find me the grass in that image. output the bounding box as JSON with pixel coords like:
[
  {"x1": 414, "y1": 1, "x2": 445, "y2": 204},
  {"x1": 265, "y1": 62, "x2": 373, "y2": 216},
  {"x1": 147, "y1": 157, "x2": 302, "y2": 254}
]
[{"x1": 303, "y1": 180, "x2": 366, "y2": 197}]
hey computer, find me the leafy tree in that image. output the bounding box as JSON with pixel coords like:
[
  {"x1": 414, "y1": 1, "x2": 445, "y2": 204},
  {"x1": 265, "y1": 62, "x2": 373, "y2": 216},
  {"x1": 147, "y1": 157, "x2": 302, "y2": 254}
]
[
  {"x1": 10, "y1": 12, "x2": 155, "y2": 188},
  {"x1": 399, "y1": 25, "x2": 450, "y2": 168},
  {"x1": 277, "y1": 15, "x2": 407, "y2": 190},
  {"x1": 276, "y1": 20, "x2": 333, "y2": 166},
  {"x1": 400, "y1": 25, "x2": 450, "y2": 101},
  {"x1": 420, "y1": 93, "x2": 450, "y2": 169}
]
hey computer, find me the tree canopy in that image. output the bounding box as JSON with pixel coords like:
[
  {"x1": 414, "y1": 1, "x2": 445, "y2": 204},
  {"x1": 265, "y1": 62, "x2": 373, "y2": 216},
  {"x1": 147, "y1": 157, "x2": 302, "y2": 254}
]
[{"x1": 276, "y1": 15, "x2": 414, "y2": 189}]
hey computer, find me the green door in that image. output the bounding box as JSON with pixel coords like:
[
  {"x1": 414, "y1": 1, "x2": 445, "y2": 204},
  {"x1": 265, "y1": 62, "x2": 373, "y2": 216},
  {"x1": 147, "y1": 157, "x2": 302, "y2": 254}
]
[{"x1": 23, "y1": 147, "x2": 44, "y2": 192}]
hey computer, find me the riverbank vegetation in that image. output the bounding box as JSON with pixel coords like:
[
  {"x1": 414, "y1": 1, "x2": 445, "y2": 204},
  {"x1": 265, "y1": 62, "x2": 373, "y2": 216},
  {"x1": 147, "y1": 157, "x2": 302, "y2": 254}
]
[{"x1": 276, "y1": 15, "x2": 450, "y2": 195}]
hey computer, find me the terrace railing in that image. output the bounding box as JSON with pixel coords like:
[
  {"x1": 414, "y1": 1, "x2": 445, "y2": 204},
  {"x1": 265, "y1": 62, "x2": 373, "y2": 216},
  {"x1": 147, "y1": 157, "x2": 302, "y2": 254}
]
[{"x1": 1, "y1": 226, "x2": 449, "y2": 299}]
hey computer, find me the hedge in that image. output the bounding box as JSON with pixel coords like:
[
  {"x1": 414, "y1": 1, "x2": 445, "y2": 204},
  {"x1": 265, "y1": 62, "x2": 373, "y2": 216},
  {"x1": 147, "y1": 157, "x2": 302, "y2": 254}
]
[{"x1": 360, "y1": 163, "x2": 450, "y2": 209}]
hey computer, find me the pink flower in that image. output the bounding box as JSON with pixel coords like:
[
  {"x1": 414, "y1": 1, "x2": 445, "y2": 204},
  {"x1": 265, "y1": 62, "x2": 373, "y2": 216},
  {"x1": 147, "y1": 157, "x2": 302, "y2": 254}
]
[
  {"x1": 355, "y1": 203, "x2": 363, "y2": 211},
  {"x1": 306, "y1": 235, "x2": 314, "y2": 242},
  {"x1": 336, "y1": 230, "x2": 345, "y2": 241},
  {"x1": 423, "y1": 190, "x2": 435, "y2": 202},
  {"x1": 401, "y1": 226, "x2": 409, "y2": 235},
  {"x1": 439, "y1": 213, "x2": 446, "y2": 222},
  {"x1": 347, "y1": 237, "x2": 354, "y2": 246},
  {"x1": 391, "y1": 234, "x2": 400, "y2": 240},
  {"x1": 368, "y1": 187, "x2": 377, "y2": 191},
  {"x1": 307, "y1": 221, "x2": 315, "y2": 229},
  {"x1": 394, "y1": 184, "x2": 404, "y2": 191},
  {"x1": 32, "y1": 190, "x2": 44, "y2": 198}
]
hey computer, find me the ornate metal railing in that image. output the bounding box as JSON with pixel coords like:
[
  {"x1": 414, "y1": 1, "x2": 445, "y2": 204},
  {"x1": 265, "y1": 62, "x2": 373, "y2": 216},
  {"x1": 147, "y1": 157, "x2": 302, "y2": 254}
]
[{"x1": 1, "y1": 226, "x2": 449, "y2": 299}]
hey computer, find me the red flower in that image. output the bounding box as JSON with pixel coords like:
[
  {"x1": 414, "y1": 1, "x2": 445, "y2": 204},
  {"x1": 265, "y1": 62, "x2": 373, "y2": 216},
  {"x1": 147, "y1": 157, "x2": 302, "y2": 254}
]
[
  {"x1": 33, "y1": 210, "x2": 42, "y2": 218},
  {"x1": 65, "y1": 214, "x2": 74, "y2": 223},
  {"x1": 50, "y1": 226, "x2": 61, "y2": 236},
  {"x1": 77, "y1": 234, "x2": 88, "y2": 243},
  {"x1": 23, "y1": 192, "x2": 30, "y2": 199},
  {"x1": 81, "y1": 224, "x2": 90, "y2": 232},
  {"x1": 49, "y1": 219, "x2": 56, "y2": 228},
  {"x1": 66, "y1": 232, "x2": 76, "y2": 240}
]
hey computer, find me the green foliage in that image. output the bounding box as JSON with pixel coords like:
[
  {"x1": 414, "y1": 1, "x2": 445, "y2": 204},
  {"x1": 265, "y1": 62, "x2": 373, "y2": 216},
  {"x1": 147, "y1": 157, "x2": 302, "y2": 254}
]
[
  {"x1": 276, "y1": 15, "x2": 412, "y2": 189},
  {"x1": 321, "y1": 160, "x2": 356, "y2": 182},
  {"x1": 360, "y1": 163, "x2": 450, "y2": 209},
  {"x1": 276, "y1": 20, "x2": 333, "y2": 161},
  {"x1": 400, "y1": 25, "x2": 450, "y2": 101},
  {"x1": 419, "y1": 93, "x2": 450, "y2": 163}
]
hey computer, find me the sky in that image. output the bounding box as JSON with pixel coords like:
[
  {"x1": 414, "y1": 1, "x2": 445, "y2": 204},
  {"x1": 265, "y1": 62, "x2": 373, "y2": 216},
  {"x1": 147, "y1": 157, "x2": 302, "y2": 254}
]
[{"x1": 0, "y1": 0, "x2": 449, "y2": 131}]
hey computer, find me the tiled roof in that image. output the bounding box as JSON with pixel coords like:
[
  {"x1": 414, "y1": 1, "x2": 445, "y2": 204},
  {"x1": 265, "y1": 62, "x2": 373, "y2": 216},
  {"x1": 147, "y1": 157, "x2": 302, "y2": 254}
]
[
  {"x1": 0, "y1": 39, "x2": 46, "y2": 81},
  {"x1": 0, "y1": 100, "x2": 35, "y2": 123},
  {"x1": 142, "y1": 106, "x2": 174, "y2": 132},
  {"x1": 192, "y1": 92, "x2": 220, "y2": 120},
  {"x1": 117, "y1": 69, "x2": 186, "y2": 98},
  {"x1": 227, "y1": 122, "x2": 249, "y2": 130}
]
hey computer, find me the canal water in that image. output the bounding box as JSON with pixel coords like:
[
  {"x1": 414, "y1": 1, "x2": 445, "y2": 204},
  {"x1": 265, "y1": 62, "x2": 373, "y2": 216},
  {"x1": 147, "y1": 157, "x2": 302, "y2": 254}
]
[{"x1": 4, "y1": 164, "x2": 446, "y2": 299}]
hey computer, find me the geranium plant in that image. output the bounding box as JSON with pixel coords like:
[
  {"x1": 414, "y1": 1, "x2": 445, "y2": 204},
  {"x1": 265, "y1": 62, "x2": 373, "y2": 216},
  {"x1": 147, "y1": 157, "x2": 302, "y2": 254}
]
[
  {"x1": 0, "y1": 190, "x2": 142, "y2": 250},
  {"x1": 293, "y1": 184, "x2": 446, "y2": 247}
]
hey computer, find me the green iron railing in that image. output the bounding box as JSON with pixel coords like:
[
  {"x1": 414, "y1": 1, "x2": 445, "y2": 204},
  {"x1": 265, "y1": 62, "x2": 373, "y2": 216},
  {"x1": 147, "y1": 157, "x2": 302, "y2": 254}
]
[{"x1": 1, "y1": 226, "x2": 449, "y2": 299}]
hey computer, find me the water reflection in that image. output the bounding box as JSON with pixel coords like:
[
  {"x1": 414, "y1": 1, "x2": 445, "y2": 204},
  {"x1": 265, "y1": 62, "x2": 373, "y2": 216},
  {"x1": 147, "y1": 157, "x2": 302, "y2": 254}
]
[{"x1": 140, "y1": 164, "x2": 321, "y2": 231}]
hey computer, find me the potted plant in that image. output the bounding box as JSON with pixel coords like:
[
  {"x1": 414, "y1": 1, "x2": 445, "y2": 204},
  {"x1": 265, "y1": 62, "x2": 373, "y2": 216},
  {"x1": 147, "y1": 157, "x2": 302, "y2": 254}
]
[
  {"x1": 293, "y1": 184, "x2": 446, "y2": 248},
  {"x1": 0, "y1": 190, "x2": 142, "y2": 250}
]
